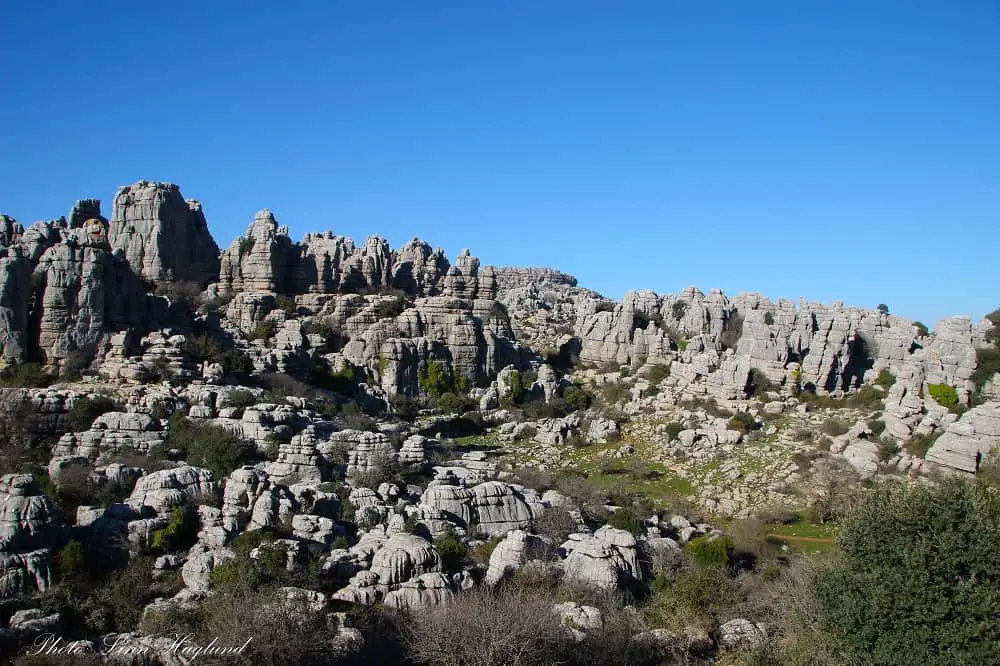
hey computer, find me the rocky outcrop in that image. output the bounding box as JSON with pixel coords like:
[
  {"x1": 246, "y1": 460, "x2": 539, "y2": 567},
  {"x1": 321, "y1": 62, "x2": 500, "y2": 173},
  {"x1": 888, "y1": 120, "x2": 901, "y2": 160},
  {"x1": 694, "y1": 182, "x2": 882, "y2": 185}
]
[
  {"x1": 926, "y1": 402, "x2": 1000, "y2": 474},
  {"x1": 0, "y1": 200, "x2": 166, "y2": 365},
  {"x1": 127, "y1": 466, "x2": 219, "y2": 515},
  {"x1": 109, "y1": 181, "x2": 220, "y2": 286},
  {"x1": 0, "y1": 475, "x2": 60, "y2": 597},
  {"x1": 561, "y1": 526, "x2": 642, "y2": 590},
  {"x1": 485, "y1": 529, "x2": 549, "y2": 585},
  {"x1": 219, "y1": 211, "x2": 297, "y2": 293}
]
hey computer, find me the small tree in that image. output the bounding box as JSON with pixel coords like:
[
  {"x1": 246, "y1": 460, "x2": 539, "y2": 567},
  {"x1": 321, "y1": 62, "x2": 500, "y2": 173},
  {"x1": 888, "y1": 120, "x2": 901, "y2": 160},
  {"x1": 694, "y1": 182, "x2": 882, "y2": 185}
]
[
  {"x1": 814, "y1": 478, "x2": 1000, "y2": 665},
  {"x1": 877, "y1": 304, "x2": 890, "y2": 315}
]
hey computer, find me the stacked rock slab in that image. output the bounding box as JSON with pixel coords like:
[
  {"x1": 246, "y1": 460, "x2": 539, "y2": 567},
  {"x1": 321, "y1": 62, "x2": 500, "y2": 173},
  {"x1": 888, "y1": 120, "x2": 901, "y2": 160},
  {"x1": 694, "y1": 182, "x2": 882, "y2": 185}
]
[
  {"x1": 0, "y1": 475, "x2": 60, "y2": 597},
  {"x1": 108, "y1": 181, "x2": 220, "y2": 286},
  {"x1": 926, "y1": 402, "x2": 1000, "y2": 474}
]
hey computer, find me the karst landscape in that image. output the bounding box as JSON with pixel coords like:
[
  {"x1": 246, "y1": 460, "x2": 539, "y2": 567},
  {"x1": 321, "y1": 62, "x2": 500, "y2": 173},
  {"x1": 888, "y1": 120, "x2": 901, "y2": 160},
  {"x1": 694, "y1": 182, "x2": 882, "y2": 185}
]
[{"x1": 0, "y1": 180, "x2": 995, "y2": 665}]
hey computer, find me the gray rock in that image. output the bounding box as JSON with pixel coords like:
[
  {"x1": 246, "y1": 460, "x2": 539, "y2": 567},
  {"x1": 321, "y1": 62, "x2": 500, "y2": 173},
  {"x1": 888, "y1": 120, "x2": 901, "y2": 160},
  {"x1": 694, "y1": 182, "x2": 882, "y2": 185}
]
[
  {"x1": 109, "y1": 181, "x2": 219, "y2": 286},
  {"x1": 926, "y1": 402, "x2": 1000, "y2": 473}
]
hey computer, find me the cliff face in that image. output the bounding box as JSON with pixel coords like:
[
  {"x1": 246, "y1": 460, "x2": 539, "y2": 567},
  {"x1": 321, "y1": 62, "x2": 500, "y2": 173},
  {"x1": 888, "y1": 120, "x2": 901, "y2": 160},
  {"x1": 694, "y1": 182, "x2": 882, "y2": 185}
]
[
  {"x1": 0, "y1": 203, "x2": 163, "y2": 366},
  {"x1": 108, "y1": 181, "x2": 220, "y2": 286}
]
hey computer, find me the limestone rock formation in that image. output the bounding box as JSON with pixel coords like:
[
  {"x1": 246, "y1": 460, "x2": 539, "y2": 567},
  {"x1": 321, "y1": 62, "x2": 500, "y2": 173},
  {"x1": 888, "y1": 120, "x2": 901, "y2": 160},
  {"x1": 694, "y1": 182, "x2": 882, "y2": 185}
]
[
  {"x1": 926, "y1": 402, "x2": 1000, "y2": 474},
  {"x1": 0, "y1": 475, "x2": 60, "y2": 597},
  {"x1": 109, "y1": 181, "x2": 220, "y2": 286}
]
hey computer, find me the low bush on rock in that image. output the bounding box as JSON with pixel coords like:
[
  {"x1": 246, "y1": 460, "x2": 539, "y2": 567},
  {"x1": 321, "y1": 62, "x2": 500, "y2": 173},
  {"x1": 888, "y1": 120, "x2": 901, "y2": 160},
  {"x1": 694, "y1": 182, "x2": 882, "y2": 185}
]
[{"x1": 67, "y1": 395, "x2": 117, "y2": 432}]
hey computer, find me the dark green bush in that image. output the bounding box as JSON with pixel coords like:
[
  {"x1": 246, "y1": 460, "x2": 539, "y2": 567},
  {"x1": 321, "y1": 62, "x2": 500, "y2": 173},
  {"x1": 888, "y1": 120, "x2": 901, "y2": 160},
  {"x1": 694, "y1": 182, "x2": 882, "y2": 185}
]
[
  {"x1": 606, "y1": 507, "x2": 640, "y2": 536},
  {"x1": 250, "y1": 320, "x2": 278, "y2": 341},
  {"x1": 158, "y1": 413, "x2": 247, "y2": 477},
  {"x1": 814, "y1": 478, "x2": 1000, "y2": 665},
  {"x1": 373, "y1": 296, "x2": 406, "y2": 319},
  {"x1": 562, "y1": 384, "x2": 593, "y2": 411},
  {"x1": 763, "y1": 311, "x2": 775, "y2": 326},
  {"x1": 434, "y1": 528, "x2": 469, "y2": 572},
  {"x1": 223, "y1": 389, "x2": 257, "y2": 409},
  {"x1": 419, "y1": 360, "x2": 453, "y2": 399},
  {"x1": 182, "y1": 333, "x2": 222, "y2": 364},
  {"x1": 149, "y1": 505, "x2": 200, "y2": 553},
  {"x1": 905, "y1": 431, "x2": 941, "y2": 458},
  {"x1": 67, "y1": 395, "x2": 117, "y2": 432},
  {"x1": 727, "y1": 411, "x2": 755, "y2": 434},
  {"x1": 434, "y1": 391, "x2": 476, "y2": 414},
  {"x1": 671, "y1": 301, "x2": 688, "y2": 320},
  {"x1": 644, "y1": 363, "x2": 671, "y2": 388},
  {"x1": 664, "y1": 421, "x2": 684, "y2": 441},
  {"x1": 684, "y1": 535, "x2": 734, "y2": 568},
  {"x1": 275, "y1": 294, "x2": 297, "y2": 316}
]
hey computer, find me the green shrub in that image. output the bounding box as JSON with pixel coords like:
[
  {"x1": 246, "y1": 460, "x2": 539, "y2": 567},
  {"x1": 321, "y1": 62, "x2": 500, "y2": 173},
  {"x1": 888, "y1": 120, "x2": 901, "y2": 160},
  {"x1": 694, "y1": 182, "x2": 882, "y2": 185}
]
[
  {"x1": 67, "y1": 395, "x2": 117, "y2": 432},
  {"x1": 238, "y1": 235, "x2": 255, "y2": 258},
  {"x1": 671, "y1": 301, "x2": 688, "y2": 320},
  {"x1": 159, "y1": 413, "x2": 247, "y2": 477},
  {"x1": 927, "y1": 383, "x2": 958, "y2": 408},
  {"x1": 813, "y1": 477, "x2": 1000, "y2": 665},
  {"x1": 874, "y1": 369, "x2": 896, "y2": 389},
  {"x1": 182, "y1": 333, "x2": 222, "y2": 364},
  {"x1": 877, "y1": 303, "x2": 889, "y2": 315},
  {"x1": 149, "y1": 505, "x2": 200, "y2": 553},
  {"x1": 727, "y1": 411, "x2": 755, "y2": 434},
  {"x1": 606, "y1": 507, "x2": 640, "y2": 536},
  {"x1": 877, "y1": 437, "x2": 898, "y2": 462},
  {"x1": 644, "y1": 363, "x2": 671, "y2": 387},
  {"x1": 434, "y1": 528, "x2": 469, "y2": 572},
  {"x1": 54, "y1": 539, "x2": 89, "y2": 583},
  {"x1": 664, "y1": 421, "x2": 684, "y2": 441},
  {"x1": 373, "y1": 296, "x2": 406, "y2": 319},
  {"x1": 972, "y1": 347, "x2": 1000, "y2": 404},
  {"x1": 434, "y1": 391, "x2": 476, "y2": 414},
  {"x1": 562, "y1": 384, "x2": 593, "y2": 412},
  {"x1": 677, "y1": 337, "x2": 689, "y2": 352},
  {"x1": 763, "y1": 311, "x2": 775, "y2": 326},
  {"x1": 720, "y1": 314, "x2": 744, "y2": 350},
  {"x1": 275, "y1": 294, "x2": 297, "y2": 317},
  {"x1": 868, "y1": 419, "x2": 886, "y2": 436},
  {"x1": 219, "y1": 348, "x2": 254, "y2": 380},
  {"x1": 223, "y1": 389, "x2": 257, "y2": 409},
  {"x1": 905, "y1": 431, "x2": 941, "y2": 458},
  {"x1": 684, "y1": 535, "x2": 734, "y2": 568},
  {"x1": 250, "y1": 320, "x2": 278, "y2": 341},
  {"x1": 419, "y1": 360, "x2": 453, "y2": 399}
]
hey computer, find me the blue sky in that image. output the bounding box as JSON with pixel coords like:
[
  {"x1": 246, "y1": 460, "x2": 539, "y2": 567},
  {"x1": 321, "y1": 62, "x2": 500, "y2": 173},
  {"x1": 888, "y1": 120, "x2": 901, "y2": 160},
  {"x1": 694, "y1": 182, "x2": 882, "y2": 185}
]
[{"x1": 2, "y1": 1, "x2": 998, "y2": 326}]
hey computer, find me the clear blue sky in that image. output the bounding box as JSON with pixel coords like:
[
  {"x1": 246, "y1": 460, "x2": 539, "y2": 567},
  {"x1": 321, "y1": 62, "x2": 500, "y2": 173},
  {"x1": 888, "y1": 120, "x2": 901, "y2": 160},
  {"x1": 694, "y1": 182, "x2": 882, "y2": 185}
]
[{"x1": 2, "y1": 2, "x2": 998, "y2": 326}]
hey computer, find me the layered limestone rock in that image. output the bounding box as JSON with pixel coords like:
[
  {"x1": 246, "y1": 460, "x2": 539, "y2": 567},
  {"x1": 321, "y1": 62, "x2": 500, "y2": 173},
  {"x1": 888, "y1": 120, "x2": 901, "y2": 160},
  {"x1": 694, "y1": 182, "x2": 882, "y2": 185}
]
[
  {"x1": 383, "y1": 571, "x2": 455, "y2": 610},
  {"x1": 127, "y1": 466, "x2": 219, "y2": 515},
  {"x1": 368, "y1": 533, "x2": 441, "y2": 586},
  {"x1": 109, "y1": 181, "x2": 220, "y2": 286},
  {"x1": 219, "y1": 211, "x2": 297, "y2": 293},
  {"x1": 0, "y1": 202, "x2": 165, "y2": 365},
  {"x1": 926, "y1": 402, "x2": 1000, "y2": 474},
  {"x1": 0, "y1": 475, "x2": 60, "y2": 597},
  {"x1": 53, "y1": 411, "x2": 164, "y2": 461},
  {"x1": 485, "y1": 529, "x2": 549, "y2": 585},
  {"x1": 560, "y1": 526, "x2": 642, "y2": 590}
]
